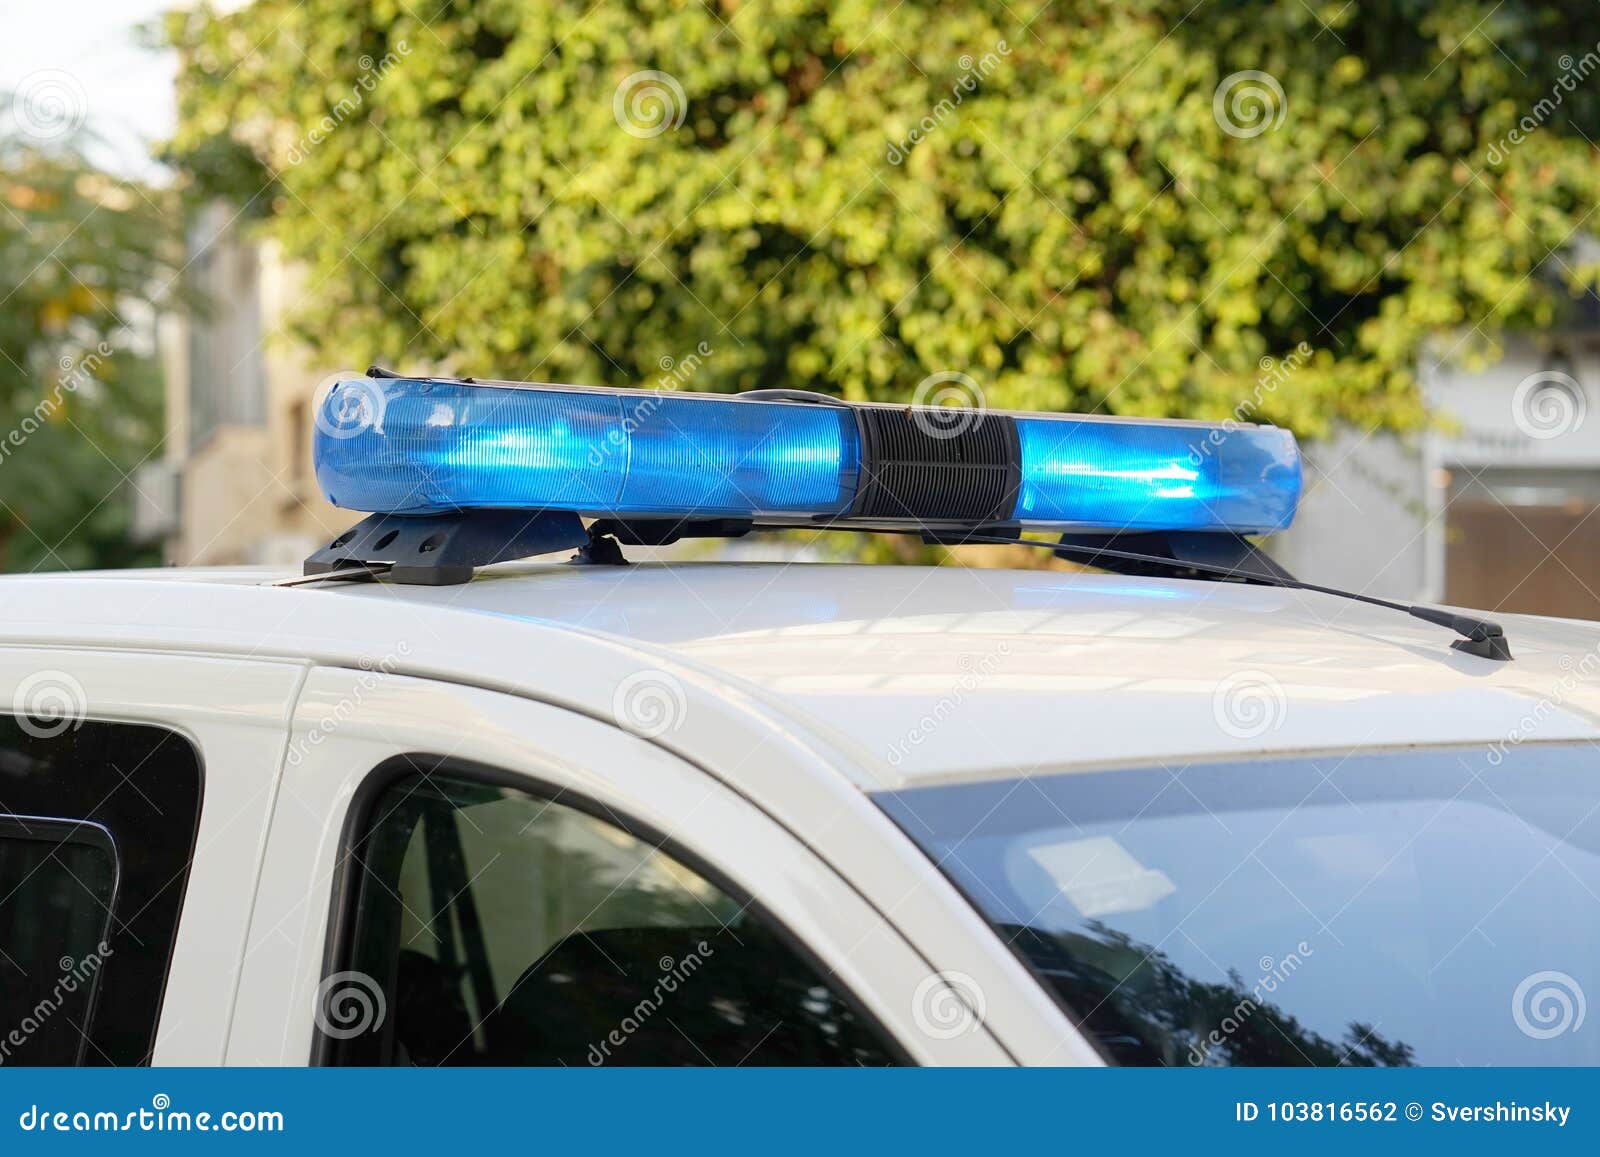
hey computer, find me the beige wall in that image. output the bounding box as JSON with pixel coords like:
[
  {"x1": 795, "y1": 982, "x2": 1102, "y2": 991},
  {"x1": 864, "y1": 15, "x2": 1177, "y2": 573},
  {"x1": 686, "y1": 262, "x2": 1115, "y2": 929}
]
[{"x1": 162, "y1": 227, "x2": 356, "y2": 567}]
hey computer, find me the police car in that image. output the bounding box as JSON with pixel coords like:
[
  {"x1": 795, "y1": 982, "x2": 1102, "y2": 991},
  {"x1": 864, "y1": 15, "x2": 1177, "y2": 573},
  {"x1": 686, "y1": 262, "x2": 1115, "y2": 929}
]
[{"x1": 3, "y1": 373, "x2": 1598, "y2": 1068}]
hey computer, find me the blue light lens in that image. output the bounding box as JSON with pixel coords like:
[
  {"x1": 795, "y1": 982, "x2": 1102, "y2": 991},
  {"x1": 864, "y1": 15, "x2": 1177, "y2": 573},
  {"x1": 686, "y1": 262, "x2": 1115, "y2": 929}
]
[
  {"x1": 313, "y1": 379, "x2": 860, "y2": 517},
  {"x1": 619, "y1": 395, "x2": 860, "y2": 514},
  {"x1": 1011, "y1": 417, "x2": 1301, "y2": 532},
  {"x1": 314, "y1": 377, "x2": 1301, "y2": 535}
]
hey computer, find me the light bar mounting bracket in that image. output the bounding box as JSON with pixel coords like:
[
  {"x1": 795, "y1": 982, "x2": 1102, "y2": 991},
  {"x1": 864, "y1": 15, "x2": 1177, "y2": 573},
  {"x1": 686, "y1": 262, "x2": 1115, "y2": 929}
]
[
  {"x1": 1052, "y1": 530, "x2": 1296, "y2": 584},
  {"x1": 304, "y1": 508, "x2": 589, "y2": 585}
]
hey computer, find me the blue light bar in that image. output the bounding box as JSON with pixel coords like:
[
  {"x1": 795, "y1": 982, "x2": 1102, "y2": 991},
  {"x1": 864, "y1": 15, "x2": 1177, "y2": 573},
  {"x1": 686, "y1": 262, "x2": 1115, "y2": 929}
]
[
  {"x1": 1014, "y1": 416, "x2": 1301, "y2": 532},
  {"x1": 313, "y1": 377, "x2": 1301, "y2": 534},
  {"x1": 314, "y1": 378, "x2": 860, "y2": 518}
]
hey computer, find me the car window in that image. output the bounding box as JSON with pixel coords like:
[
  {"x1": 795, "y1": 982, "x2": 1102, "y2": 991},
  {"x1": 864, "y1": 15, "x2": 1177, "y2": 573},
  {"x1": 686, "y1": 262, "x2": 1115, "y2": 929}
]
[
  {"x1": 876, "y1": 742, "x2": 1600, "y2": 1067},
  {"x1": 0, "y1": 819, "x2": 116, "y2": 1065},
  {"x1": 323, "y1": 766, "x2": 898, "y2": 1066},
  {"x1": 0, "y1": 714, "x2": 203, "y2": 1066}
]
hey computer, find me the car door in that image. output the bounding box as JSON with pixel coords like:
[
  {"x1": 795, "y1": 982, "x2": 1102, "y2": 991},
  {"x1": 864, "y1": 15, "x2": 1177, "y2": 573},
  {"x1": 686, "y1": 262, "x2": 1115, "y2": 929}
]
[
  {"x1": 0, "y1": 646, "x2": 304, "y2": 1065},
  {"x1": 230, "y1": 666, "x2": 1015, "y2": 1065}
]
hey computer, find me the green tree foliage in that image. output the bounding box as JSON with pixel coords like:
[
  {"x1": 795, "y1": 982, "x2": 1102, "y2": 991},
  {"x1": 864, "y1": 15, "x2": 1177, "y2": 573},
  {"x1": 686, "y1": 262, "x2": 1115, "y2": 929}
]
[
  {"x1": 166, "y1": 0, "x2": 1600, "y2": 437},
  {"x1": 0, "y1": 133, "x2": 172, "y2": 571}
]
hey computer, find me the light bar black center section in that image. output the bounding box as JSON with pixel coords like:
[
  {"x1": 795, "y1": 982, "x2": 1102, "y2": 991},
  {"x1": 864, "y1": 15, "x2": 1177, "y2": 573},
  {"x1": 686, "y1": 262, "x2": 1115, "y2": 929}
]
[{"x1": 850, "y1": 407, "x2": 1021, "y2": 523}]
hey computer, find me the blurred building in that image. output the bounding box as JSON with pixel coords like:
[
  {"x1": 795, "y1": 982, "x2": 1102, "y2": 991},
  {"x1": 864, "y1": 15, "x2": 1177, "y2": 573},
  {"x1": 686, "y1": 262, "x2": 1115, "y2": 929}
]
[
  {"x1": 1278, "y1": 324, "x2": 1600, "y2": 619},
  {"x1": 139, "y1": 202, "x2": 354, "y2": 567}
]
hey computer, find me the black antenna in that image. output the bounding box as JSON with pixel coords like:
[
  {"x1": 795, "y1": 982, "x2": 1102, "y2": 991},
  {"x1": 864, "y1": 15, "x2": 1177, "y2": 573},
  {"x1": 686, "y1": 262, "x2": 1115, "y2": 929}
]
[
  {"x1": 591, "y1": 517, "x2": 1512, "y2": 660},
  {"x1": 939, "y1": 530, "x2": 1512, "y2": 662}
]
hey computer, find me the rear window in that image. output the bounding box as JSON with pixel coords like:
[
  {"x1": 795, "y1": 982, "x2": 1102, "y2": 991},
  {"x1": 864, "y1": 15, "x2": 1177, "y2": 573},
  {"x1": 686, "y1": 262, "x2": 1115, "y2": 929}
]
[
  {"x1": 0, "y1": 715, "x2": 203, "y2": 1065},
  {"x1": 0, "y1": 820, "x2": 116, "y2": 1064},
  {"x1": 875, "y1": 743, "x2": 1600, "y2": 1066}
]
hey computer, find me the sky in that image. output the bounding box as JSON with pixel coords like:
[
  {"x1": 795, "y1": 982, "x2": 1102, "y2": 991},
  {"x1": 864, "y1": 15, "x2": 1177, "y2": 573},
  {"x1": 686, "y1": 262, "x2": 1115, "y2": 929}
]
[{"x1": 2, "y1": 0, "x2": 181, "y2": 180}]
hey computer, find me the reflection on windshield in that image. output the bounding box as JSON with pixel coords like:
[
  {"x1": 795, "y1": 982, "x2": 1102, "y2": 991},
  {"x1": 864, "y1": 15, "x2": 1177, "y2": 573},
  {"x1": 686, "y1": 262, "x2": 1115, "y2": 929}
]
[
  {"x1": 1009, "y1": 919, "x2": 1414, "y2": 1066},
  {"x1": 876, "y1": 744, "x2": 1600, "y2": 1066}
]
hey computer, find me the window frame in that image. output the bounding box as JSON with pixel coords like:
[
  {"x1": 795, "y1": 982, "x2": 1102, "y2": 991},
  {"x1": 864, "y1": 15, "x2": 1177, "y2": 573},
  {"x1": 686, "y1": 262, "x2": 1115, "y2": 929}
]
[{"x1": 313, "y1": 752, "x2": 911, "y2": 1066}]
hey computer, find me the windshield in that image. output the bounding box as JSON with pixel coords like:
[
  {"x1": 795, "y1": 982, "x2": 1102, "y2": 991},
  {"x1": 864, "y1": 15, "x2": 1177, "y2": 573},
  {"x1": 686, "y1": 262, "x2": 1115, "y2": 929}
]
[{"x1": 875, "y1": 743, "x2": 1600, "y2": 1066}]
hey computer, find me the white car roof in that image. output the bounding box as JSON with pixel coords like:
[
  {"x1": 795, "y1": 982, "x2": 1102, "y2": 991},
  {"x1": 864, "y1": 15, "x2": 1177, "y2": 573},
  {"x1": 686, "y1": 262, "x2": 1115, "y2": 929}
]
[{"x1": 5, "y1": 561, "x2": 1599, "y2": 789}]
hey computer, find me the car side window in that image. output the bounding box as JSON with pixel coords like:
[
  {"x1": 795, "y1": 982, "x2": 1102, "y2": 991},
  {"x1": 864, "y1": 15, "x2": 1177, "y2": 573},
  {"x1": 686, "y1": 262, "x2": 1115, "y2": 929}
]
[
  {"x1": 323, "y1": 765, "x2": 899, "y2": 1066},
  {"x1": 0, "y1": 819, "x2": 116, "y2": 1064},
  {"x1": 0, "y1": 714, "x2": 203, "y2": 1065}
]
